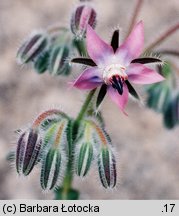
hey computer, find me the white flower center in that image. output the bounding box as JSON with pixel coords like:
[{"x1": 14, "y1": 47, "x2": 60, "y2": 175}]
[{"x1": 103, "y1": 64, "x2": 128, "y2": 84}]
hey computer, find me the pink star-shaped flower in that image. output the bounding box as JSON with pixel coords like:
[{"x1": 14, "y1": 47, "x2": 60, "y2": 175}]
[{"x1": 72, "y1": 21, "x2": 164, "y2": 113}]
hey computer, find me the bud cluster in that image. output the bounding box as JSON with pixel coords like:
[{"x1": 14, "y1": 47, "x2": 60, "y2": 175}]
[
  {"x1": 16, "y1": 1, "x2": 97, "y2": 76},
  {"x1": 15, "y1": 109, "x2": 70, "y2": 190},
  {"x1": 14, "y1": 108, "x2": 117, "y2": 191},
  {"x1": 146, "y1": 63, "x2": 179, "y2": 129},
  {"x1": 17, "y1": 29, "x2": 72, "y2": 76},
  {"x1": 75, "y1": 119, "x2": 117, "y2": 188}
]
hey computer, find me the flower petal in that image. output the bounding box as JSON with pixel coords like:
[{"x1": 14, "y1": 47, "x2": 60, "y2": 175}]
[
  {"x1": 86, "y1": 25, "x2": 114, "y2": 66},
  {"x1": 72, "y1": 67, "x2": 103, "y2": 89},
  {"x1": 116, "y1": 21, "x2": 144, "y2": 65},
  {"x1": 127, "y1": 63, "x2": 165, "y2": 84},
  {"x1": 107, "y1": 83, "x2": 129, "y2": 114}
]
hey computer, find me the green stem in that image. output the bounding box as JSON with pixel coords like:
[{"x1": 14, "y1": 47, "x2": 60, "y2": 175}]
[
  {"x1": 76, "y1": 89, "x2": 96, "y2": 122},
  {"x1": 56, "y1": 35, "x2": 96, "y2": 199},
  {"x1": 57, "y1": 90, "x2": 96, "y2": 199}
]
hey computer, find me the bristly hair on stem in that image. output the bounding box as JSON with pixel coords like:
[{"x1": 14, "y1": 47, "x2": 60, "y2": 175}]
[{"x1": 157, "y1": 49, "x2": 179, "y2": 58}]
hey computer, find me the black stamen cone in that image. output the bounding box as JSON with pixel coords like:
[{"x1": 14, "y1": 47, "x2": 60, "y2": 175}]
[{"x1": 112, "y1": 76, "x2": 123, "y2": 95}]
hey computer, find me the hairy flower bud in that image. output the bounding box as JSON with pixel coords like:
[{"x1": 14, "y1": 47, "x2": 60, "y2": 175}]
[
  {"x1": 34, "y1": 50, "x2": 50, "y2": 74},
  {"x1": 33, "y1": 109, "x2": 69, "y2": 132},
  {"x1": 40, "y1": 120, "x2": 68, "y2": 190},
  {"x1": 17, "y1": 31, "x2": 49, "y2": 64},
  {"x1": 40, "y1": 148, "x2": 62, "y2": 190},
  {"x1": 49, "y1": 45, "x2": 71, "y2": 76},
  {"x1": 163, "y1": 94, "x2": 179, "y2": 129},
  {"x1": 98, "y1": 147, "x2": 117, "y2": 188},
  {"x1": 85, "y1": 119, "x2": 117, "y2": 188},
  {"x1": 70, "y1": 3, "x2": 97, "y2": 38},
  {"x1": 76, "y1": 142, "x2": 93, "y2": 177},
  {"x1": 16, "y1": 128, "x2": 42, "y2": 176},
  {"x1": 147, "y1": 83, "x2": 171, "y2": 113}
]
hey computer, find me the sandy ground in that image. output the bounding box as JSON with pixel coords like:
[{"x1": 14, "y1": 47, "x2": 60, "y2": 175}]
[{"x1": 0, "y1": 0, "x2": 179, "y2": 199}]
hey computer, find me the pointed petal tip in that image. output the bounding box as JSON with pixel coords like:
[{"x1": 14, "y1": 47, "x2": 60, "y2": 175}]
[{"x1": 127, "y1": 63, "x2": 165, "y2": 85}]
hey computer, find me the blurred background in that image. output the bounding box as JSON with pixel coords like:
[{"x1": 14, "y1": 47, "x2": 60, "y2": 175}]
[{"x1": 0, "y1": 0, "x2": 179, "y2": 199}]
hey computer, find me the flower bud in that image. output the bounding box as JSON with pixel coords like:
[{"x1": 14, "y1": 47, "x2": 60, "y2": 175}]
[
  {"x1": 70, "y1": 3, "x2": 97, "y2": 38},
  {"x1": 17, "y1": 31, "x2": 49, "y2": 64},
  {"x1": 98, "y1": 147, "x2": 117, "y2": 188},
  {"x1": 40, "y1": 120, "x2": 68, "y2": 190},
  {"x1": 85, "y1": 119, "x2": 117, "y2": 188},
  {"x1": 34, "y1": 50, "x2": 50, "y2": 74},
  {"x1": 16, "y1": 128, "x2": 42, "y2": 176},
  {"x1": 147, "y1": 83, "x2": 171, "y2": 113},
  {"x1": 163, "y1": 94, "x2": 179, "y2": 129},
  {"x1": 33, "y1": 109, "x2": 69, "y2": 132},
  {"x1": 49, "y1": 45, "x2": 71, "y2": 76},
  {"x1": 76, "y1": 142, "x2": 93, "y2": 177},
  {"x1": 40, "y1": 148, "x2": 62, "y2": 190}
]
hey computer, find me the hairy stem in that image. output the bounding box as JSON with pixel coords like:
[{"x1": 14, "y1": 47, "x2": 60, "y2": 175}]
[
  {"x1": 145, "y1": 23, "x2": 179, "y2": 51},
  {"x1": 58, "y1": 90, "x2": 96, "y2": 199},
  {"x1": 56, "y1": 38, "x2": 96, "y2": 199},
  {"x1": 76, "y1": 89, "x2": 96, "y2": 122},
  {"x1": 158, "y1": 49, "x2": 179, "y2": 57},
  {"x1": 126, "y1": 0, "x2": 144, "y2": 37}
]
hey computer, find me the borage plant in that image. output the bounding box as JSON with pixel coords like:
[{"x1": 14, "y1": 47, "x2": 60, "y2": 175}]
[{"x1": 12, "y1": 0, "x2": 179, "y2": 199}]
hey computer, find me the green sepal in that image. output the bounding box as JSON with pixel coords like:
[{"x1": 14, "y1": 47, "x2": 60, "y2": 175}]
[
  {"x1": 163, "y1": 94, "x2": 179, "y2": 129},
  {"x1": 98, "y1": 146, "x2": 117, "y2": 189},
  {"x1": 34, "y1": 50, "x2": 50, "y2": 74},
  {"x1": 76, "y1": 142, "x2": 93, "y2": 177},
  {"x1": 147, "y1": 83, "x2": 171, "y2": 113},
  {"x1": 48, "y1": 45, "x2": 71, "y2": 76},
  {"x1": 40, "y1": 148, "x2": 61, "y2": 190},
  {"x1": 158, "y1": 62, "x2": 172, "y2": 78}
]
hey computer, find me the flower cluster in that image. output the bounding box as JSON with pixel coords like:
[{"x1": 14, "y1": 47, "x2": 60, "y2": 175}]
[
  {"x1": 12, "y1": 0, "x2": 179, "y2": 200},
  {"x1": 16, "y1": 1, "x2": 97, "y2": 76}
]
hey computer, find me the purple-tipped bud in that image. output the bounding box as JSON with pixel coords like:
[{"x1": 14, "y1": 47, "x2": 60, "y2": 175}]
[
  {"x1": 70, "y1": 3, "x2": 97, "y2": 38},
  {"x1": 16, "y1": 129, "x2": 42, "y2": 176},
  {"x1": 98, "y1": 147, "x2": 117, "y2": 188},
  {"x1": 17, "y1": 31, "x2": 49, "y2": 64},
  {"x1": 40, "y1": 120, "x2": 68, "y2": 190}
]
